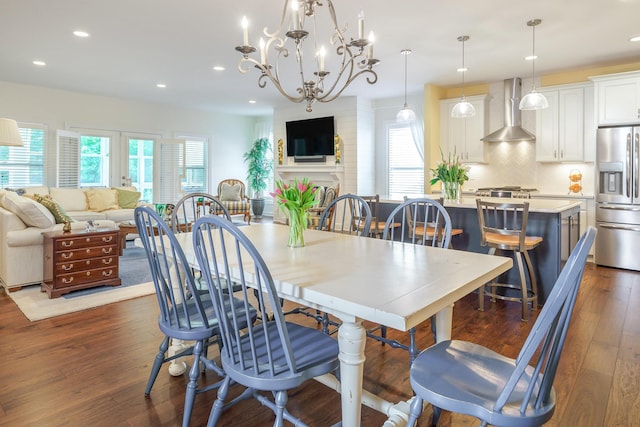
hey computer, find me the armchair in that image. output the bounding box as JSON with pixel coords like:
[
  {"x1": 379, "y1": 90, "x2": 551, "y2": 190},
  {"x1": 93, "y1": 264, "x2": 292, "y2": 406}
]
[{"x1": 213, "y1": 179, "x2": 251, "y2": 224}]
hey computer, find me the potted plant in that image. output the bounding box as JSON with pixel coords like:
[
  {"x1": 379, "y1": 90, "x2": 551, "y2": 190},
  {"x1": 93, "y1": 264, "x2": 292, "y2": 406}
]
[{"x1": 243, "y1": 137, "x2": 273, "y2": 218}]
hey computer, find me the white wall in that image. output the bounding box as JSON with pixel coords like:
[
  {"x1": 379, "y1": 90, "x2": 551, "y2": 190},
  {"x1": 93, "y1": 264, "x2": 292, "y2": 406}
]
[{"x1": 0, "y1": 80, "x2": 260, "y2": 191}]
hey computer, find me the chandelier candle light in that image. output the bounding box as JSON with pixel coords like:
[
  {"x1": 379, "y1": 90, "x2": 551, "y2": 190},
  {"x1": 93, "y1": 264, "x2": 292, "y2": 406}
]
[
  {"x1": 235, "y1": 1, "x2": 379, "y2": 112},
  {"x1": 271, "y1": 178, "x2": 319, "y2": 247}
]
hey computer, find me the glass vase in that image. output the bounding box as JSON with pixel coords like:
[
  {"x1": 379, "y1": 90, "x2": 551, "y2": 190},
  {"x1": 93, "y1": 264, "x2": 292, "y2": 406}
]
[
  {"x1": 288, "y1": 209, "x2": 307, "y2": 248},
  {"x1": 442, "y1": 181, "x2": 461, "y2": 203}
]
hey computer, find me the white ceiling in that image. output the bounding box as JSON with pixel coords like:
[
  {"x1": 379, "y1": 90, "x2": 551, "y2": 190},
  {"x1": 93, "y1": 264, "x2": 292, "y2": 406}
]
[{"x1": 1, "y1": 0, "x2": 639, "y2": 116}]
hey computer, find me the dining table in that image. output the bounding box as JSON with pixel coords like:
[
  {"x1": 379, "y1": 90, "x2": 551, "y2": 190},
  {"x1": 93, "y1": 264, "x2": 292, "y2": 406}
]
[{"x1": 172, "y1": 223, "x2": 512, "y2": 427}]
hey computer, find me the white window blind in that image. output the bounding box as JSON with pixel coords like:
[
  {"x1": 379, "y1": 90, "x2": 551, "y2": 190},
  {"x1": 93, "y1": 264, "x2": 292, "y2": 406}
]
[
  {"x1": 0, "y1": 123, "x2": 46, "y2": 188},
  {"x1": 177, "y1": 136, "x2": 207, "y2": 194},
  {"x1": 155, "y1": 139, "x2": 185, "y2": 203},
  {"x1": 388, "y1": 123, "x2": 424, "y2": 195},
  {"x1": 56, "y1": 130, "x2": 80, "y2": 188}
]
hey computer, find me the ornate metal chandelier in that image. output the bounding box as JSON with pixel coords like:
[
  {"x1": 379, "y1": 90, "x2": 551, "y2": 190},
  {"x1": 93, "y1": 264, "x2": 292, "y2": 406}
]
[{"x1": 235, "y1": 0, "x2": 379, "y2": 112}]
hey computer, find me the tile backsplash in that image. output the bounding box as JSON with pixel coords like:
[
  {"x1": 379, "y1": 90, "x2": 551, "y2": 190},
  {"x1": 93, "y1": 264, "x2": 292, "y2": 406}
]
[{"x1": 464, "y1": 140, "x2": 594, "y2": 196}]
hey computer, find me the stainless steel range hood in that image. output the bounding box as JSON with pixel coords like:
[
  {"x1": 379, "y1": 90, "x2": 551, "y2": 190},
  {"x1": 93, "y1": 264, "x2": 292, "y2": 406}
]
[{"x1": 481, "y1": 78, "x2": 535, "y2": 142}]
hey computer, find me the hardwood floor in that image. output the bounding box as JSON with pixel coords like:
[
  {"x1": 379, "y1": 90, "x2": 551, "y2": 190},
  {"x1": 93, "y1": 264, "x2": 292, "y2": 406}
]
[{"x1": 0, "y1": 261, "x2": 638, "y2": 426}]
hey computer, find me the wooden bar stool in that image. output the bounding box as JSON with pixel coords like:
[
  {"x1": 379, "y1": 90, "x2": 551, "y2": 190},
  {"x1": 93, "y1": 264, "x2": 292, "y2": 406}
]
[{"x1": 476, "y1": 199, "x2": 542, "y2": 321}]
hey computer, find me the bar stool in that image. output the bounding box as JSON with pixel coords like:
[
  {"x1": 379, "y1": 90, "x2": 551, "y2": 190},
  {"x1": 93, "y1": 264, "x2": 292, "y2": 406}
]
[
  {"x1": 404, "y1": 196, "x2": 463, "y2": 247},
  {"x1": 360, "y1": 195, "x2": 400, "y2": 238},
  {"x1": 476, "y1": 199, "x2": 543, "y2": 321}
]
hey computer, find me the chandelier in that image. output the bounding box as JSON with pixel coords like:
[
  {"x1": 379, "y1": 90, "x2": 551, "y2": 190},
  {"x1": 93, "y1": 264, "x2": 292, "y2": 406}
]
[{"x1": 235, "y1": 0, "x2": 379, "y2": 112}]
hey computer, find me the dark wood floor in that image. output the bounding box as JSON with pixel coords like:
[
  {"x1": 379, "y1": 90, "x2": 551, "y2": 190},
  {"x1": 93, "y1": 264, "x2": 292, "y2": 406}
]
[{"x1": 0, "y1": 261, "x2": 638, "y2": 426}]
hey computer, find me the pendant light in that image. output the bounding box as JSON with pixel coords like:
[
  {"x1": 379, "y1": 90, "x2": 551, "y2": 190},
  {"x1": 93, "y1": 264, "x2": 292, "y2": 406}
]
[
  {"x1": 451, "y1": 35, "x2": 475, "y2": 118},
  {"x1": 396, "y1": 49, "x2": 416, "y2": 123},
  {"x1": 519, "y1": 19, "x2": 548, "y2": 110}
]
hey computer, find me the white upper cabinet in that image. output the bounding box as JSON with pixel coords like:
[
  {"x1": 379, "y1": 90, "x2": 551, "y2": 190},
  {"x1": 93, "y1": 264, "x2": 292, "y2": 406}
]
[
  {"x1": 440, "y1": 94, "x2": 489, "y2": 163},
  {"x1": 536, "y1": 84, "x2": 587, "y2": 162},
  {"x1": 592, "y1": 71, "x2": 640, "y2": 125}
]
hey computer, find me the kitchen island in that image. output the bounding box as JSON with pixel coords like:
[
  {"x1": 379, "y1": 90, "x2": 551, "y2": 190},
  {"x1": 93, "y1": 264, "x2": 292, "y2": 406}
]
[{"x1": 379, "y1": 196, "x2": 582, "y2": 304}]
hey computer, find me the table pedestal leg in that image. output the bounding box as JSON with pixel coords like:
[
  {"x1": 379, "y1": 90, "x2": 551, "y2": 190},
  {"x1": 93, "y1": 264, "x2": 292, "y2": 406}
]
[
  {"x1": 337, "y1": 320, "x2": 366, "y2": 427},
  {"x1": 168, "y1": 338, "x2": 187, "y2": 376}
]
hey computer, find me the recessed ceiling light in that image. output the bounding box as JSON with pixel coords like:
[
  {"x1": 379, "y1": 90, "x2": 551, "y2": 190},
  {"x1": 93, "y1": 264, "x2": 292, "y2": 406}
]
[
  {"x1": 525, "y1": 55, "x2": 538, "y2": 61},
  {"x1": 249, "y1": 100, "x2": 257, "y2": 104},
  {"x1": 32, "y1": 60, "x2": 46, "y2": 66},
  {"x1": 156, "y1": 83, "x2": 166, "y2": 88},
  {"x1": 213, "y1": 66, "x2": 225, "y2": 71},
  {"x1": 457, "y1": 67, "x2": 467, "y2": 73},
  {"x1": 630, "y1": 35, "x2": 640, "y2": 42},
  {"x1": 73, "y1": 30, "x2": 90, "y2": 37}
]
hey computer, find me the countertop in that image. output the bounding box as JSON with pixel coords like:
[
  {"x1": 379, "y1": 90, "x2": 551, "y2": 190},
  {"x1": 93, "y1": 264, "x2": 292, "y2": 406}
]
[{"x1": 379, "y1": 194, "x2": 582, "y2": 213}]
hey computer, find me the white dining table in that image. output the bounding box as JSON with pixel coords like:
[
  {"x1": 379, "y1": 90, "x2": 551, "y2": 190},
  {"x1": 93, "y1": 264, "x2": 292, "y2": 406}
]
[{"x1": 173, "y1": 223, "x2": 512, "y2": 427}]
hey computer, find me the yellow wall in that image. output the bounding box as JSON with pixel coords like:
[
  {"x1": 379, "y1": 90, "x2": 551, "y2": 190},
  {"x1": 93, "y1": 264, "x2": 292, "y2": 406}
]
[{"x1": 541, "y1": 61, "x2": 640, "y2": 86}]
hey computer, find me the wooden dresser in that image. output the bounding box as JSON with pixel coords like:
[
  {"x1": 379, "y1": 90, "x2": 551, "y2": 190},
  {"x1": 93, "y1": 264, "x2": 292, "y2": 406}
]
[{"x1": 41, "y1": 228, "x2": 121, "y2": 298}]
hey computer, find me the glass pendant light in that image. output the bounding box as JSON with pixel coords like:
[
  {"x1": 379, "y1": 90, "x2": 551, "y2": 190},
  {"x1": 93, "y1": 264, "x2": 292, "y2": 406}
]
[
  {"x1": 451, "y1": 35, "x2": 475, "y2": 118},
  {"x1": 519, "y1": 19, "x2": 548, "y2": 110},
  {"x1": 396, "y1": 49, "x2": 416, "y2": 123}
]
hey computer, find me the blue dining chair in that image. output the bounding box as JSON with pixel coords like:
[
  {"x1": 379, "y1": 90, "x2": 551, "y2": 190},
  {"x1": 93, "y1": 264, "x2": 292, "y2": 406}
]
[
  {"x1": 367, "y1": 197, "x2": 453, "y2": 365},
  {"x1": 191, "y1": 215, "x2": 340, "y2": 427},
  {"x1": 135, "y1": 206, "x2": 255, "y2": 427},
  {"x1": 405, "y1": 226, "x2": 596, "y2": 427}
]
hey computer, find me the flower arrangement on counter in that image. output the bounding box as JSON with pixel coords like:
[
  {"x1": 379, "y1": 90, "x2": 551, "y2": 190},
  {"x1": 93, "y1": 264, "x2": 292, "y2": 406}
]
[
  {"x1": 271, "y1": 178, "x2": 318, "y2": 247},
  {"x1": 430, "y1": 150, "x2": 470, "y2": 201}
]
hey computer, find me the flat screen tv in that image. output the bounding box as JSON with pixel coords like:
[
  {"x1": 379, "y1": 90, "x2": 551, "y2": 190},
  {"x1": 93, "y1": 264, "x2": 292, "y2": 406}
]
[{"x1": 286, "y1": 116, "x2": 335, "y2": 161}]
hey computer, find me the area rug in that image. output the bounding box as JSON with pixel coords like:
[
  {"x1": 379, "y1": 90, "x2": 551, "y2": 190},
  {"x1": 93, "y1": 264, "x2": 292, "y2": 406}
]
[{"x1": 7, "y1": 242, "x2": 155, "y2": 321}]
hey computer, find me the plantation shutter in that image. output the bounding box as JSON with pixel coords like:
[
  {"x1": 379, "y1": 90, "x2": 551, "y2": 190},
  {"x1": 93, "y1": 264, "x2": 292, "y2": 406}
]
[
  {"x1": 0, "y1": 123, "x2": 46, "y2": 188},
  {"x1": 154, "y1": 138, "x2": 185, "y2": 203},
  {"x1": 56, "y1": 130, "x2": 80, "y2": 188},
  {"x1": 388, "y1": 123, "x2": 424, "y2": 195}
]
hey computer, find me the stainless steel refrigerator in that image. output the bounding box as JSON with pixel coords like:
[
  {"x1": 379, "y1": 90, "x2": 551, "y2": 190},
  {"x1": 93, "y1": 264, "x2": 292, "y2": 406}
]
[{"x1": 595, "y1": 125, "x2": 640, "y2": 271}]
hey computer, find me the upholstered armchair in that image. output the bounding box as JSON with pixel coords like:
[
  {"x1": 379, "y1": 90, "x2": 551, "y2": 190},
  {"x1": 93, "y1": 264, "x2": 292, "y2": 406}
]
[
  {"x1": 213, "y1": 179, "x2": 251, "y2": 224},
  {"x1": 307, "y1": 184, "x2": 340, "y2": 229}
]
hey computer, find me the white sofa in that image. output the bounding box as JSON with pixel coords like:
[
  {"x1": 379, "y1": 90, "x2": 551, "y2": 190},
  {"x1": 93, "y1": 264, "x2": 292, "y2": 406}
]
[{"x1": 0, "y1": 186, "x2": 142, "y2": 292}]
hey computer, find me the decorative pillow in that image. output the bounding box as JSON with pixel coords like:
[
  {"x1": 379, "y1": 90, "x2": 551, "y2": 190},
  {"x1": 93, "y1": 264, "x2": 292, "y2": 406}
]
[
  {"x1": 49, "y1": 188, "x2": 87, "y2": 211},
  {"x1": 1, "y1": 192, "x2": 56, "y2": 228},
  {"x1": 220, "y1": 183, "x2": 242, "y2": 201},
  {"x1": 85, "y1": 188, "x2": 119, "y2": 211},
  {"x1": 113, "y1": 187, "x2": 141, "y2": 209},
  {"x1": 29, "y1": 194, "x2": 73, "y2": 224}
]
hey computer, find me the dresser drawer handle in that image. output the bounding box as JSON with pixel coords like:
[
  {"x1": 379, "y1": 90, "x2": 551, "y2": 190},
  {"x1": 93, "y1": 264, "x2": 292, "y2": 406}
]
[
  {"x1": 102, "y1": 236, "x2": 113, "y2": 243},
  {"x1": 102, "y1": 247, "x2": 113, "y2": 254},
  {"x1": 62, "y1": 277, "x2": 74, "y2": 284},
  {"x1": 61, "y1": 263, "x2": 74, "y2": 271},
  {"x1": 62, "y1": 252, "x2": 74, "y2": 259},
  {"x1": 102, "y1": 258, "x2": 113, "y2": 265},
  {"x1": 62, "y1": 241, "x2": 74, "y2": 247},
  {"x1": 102, "y1": 270, "x2": 114, "y2": 277}
]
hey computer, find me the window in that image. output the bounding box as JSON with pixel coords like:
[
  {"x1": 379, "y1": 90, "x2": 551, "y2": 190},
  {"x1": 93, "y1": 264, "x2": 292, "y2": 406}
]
[
  {"x1": 80, "y1": 135, "x2": 110, "y2": 187},
  {"x1": 388, "y1": 123, "x2": 424, "y2": 194},
  {"x1": 0, "y1": 123, "x2": 46, "y2": 188},
  {"x1": 178, "y1": 136, "x2": 207, "y2": 194}
]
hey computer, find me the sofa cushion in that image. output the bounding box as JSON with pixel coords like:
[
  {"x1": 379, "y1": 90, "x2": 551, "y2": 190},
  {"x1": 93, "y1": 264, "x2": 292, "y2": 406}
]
[
  {"x1": 1, "y1": 192, "x2": 56, "y2": 228},
  {"x1": 220, "y1": 182, "x2": 242, "y2": 201},
  {"x1": 113, "y1": 187, "x2": 141, "y2": 209},
  {"x1": 23, "y1": 186, "x2": 50, "y2": 196},
  {"x1": 65, "y1": 211, "x2": 107, "y2": 222},
  {"x1": 30, "y1": 194, "x2": 73, "y2": 224},
  {"x1": 86, "y1": 188, "x2": 119, "y2": 211},
  {"x1": 49, "y1": 188, "x2": 87, "y2": 211}
]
